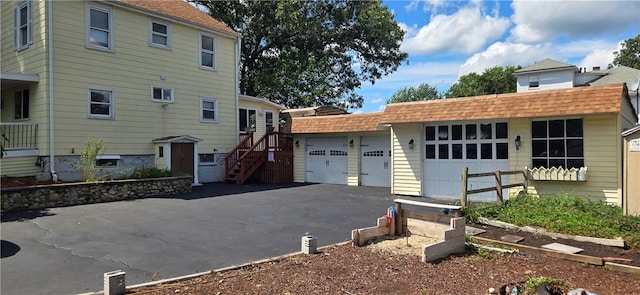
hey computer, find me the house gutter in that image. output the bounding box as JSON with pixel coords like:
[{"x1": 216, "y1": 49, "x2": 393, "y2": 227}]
[{"x1": 47, "y1": 0, "x2": 57, "y2": 180}]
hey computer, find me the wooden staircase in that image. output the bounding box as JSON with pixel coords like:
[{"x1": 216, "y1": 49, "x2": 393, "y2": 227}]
[{"x1": 224, "y1": 132, "x2": 293, "y2": 184}]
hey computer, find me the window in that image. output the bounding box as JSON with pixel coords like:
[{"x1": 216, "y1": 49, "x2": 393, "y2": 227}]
[
  {"x1": 239, "y1": 108, "x2": 256, "y2": 132},
  {"x1": 14, "y1": 0, "x2": 32, "y2": 50},
  {"x1": 88, "y1": 88, "x2": 113, "y2": 119},
  {"x1": 425, "y1": 122, "x2": 508, "y2": 160},
  {"x1": 96, "y1": 155, "x2": 120, "y2": 167},
  {"x1": 14, "y1": 89, "x2": 29, "y2": 120},
  {"x1": 199, "y1": 33, "x2": 216, "y2": 70},
  {"x1": 200, "y1": 97, "x2": 217, "y2": 122},
  {"x1": 531, "y1": 119, "x2": 584, "y2": 169},
  {"x1": 86, "y1": 4, "x2": 113, "y2": 51},
  {"x1": 265, "y1": 110, "x2": 274, "y2": 131},
  {"x1": 200, "y1": 153, "x2": 217, "y2": 163},
  {"x1": 149, "y1": 19, "x2": 171, "y2": 48},
  {"x1": 529, "y1": 75, "x2": 539, "y2": 88},
  {"x1": 152, "y1": 87, "x2": 173, "y2": 103}
]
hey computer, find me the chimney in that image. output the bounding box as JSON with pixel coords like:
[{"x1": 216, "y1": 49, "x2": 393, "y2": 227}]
[{"x1": 592, "y1": 66, "x2": 601, "y2": 71}]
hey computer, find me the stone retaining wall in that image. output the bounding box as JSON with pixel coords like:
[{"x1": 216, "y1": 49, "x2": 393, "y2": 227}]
[{"x1": 1, "y1": 177, "x2": 192, "y2": 212}]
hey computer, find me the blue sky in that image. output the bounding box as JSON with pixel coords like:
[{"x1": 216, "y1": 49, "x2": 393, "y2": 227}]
[{"x1": 353, "y1": 0, "x2": 640, "y2": 113}]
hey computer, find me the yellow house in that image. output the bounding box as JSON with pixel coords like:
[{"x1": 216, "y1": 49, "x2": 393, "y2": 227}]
[
  {"x1": 0, "y1": 0, "x2": 241, "y2": 184},
  {"x1": 291, "y1": 84, "x2": 638, "y2": 207}
]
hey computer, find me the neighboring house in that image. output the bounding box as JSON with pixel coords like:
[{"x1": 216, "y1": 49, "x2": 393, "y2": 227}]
[
  {"x1": 0, "y1": 0, "x2": 241, "y2": 184},
  {"x1": 515, "y1": 58, "x2": 640, "y2": 121},
  {"x1": 291, "y1": 84, "x2": 637, "y2": 206}
]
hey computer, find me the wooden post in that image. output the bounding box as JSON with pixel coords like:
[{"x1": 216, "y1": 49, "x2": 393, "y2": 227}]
[
  {"x1": 461, "y1": 167, "x2": 469, "y2": 208},
  {"x1": 394, "y1": 202, "x2": 403, "y2": 236},
  {"x1": 495, "y1": 170, "x2": 503, "y2": 204},
  {"x1": 522, "y1": 167, "x2": 529, "y2": 194}
]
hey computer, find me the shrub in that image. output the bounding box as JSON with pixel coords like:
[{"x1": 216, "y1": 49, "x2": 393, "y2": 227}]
[{"x1": 131, "y1": 167, "x2": 175, "y2": 179}]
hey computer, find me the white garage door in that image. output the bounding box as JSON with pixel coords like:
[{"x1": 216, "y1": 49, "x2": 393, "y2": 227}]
[
  {"x1": 360, "y1": 136, "x2": 391, "y2": 187},
  {"x1": 306, "y1": 137, "x2": 348, "y2": 184},
  {"x1": 424, "y1": 122, "x2": 509, "y2": 201}
]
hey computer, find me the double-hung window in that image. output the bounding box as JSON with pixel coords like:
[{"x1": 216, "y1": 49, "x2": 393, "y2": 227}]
[
  {"x1": 14, "y1": 89, "x2": 29, "y2": 120},
  {"x1": 86, "y1": 4, "x2": 113, "y2": 51},
  {"x1": 149, "y1": 19, "x2": 171, "y2": 48},
  {"x1": 529, "y1": 75, "x2": 539, "y2": 88},
  {"x1": 14, "y1": 0, "x2": 32, "y2": 50},
  {"x1": 239, "y1": 108, "x2": 256, "y2": 132},
  {"x1": 200, "y1": 97, "x2": 218, "y2": 122},
  {"x1": 199, "y1": 33, "x2": 216, "y2": 70},
  {"x1": 531, "y1": 119, "x2": 584, "y2": 169},
  {"x1": 88, "y1": 88, "x2": 114, "y2": 119},
  {"x1": 151, "y1": 87, "x2": 173, "y2": 103}
]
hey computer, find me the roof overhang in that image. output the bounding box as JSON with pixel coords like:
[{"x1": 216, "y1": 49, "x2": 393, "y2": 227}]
[
  {"x1": 239, "y1": 94, "x2": 286, "y2": 110},
  {"x1": 1, "y1": 72, "x2": 39, "y2": 89},
  {"x1": 152, "y1": 135, "x2": 203, "y2": 143}
]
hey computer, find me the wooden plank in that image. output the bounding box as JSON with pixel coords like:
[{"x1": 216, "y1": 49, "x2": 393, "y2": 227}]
[
  {"x1": 403, "y1": 209, "x2": 450, "y2": 224},
  {"x1": 604, "y1": 262, "x2": 640, "y2": 274},
  {"x1": 461, "y1": 167, "x2": 468, "y2": 207},
  {"x1": 357, "y1": 226, "x2": 389, "y2": 245},
  {"x1": 502, "y1": 183, "x2": 524, "y2": 189},
  {"x1": 467, "y1": 187, "x2": 496, "y2": 194},
  {"x1": 468, "y1": 172, "x2": 496, "y2": 177},
  {"x1": 474, "y1": 237, "x2": 603, "y2": 266}
]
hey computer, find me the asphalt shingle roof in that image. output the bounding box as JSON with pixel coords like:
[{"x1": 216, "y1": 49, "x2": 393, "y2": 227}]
[
  {"x1": 116, "y1": 0, "x2": 238, "y2": 36},
  {"x1": 291, "y1": 113, "x2": 385, "y2": 133},
  {"x1": 514, "y1": 58, "x2": 578, "y2": 74}
]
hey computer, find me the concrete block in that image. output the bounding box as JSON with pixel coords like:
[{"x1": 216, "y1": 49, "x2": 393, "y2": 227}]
[{"x1": 542, "y1": 243, "x2": 583, "y2": 254}]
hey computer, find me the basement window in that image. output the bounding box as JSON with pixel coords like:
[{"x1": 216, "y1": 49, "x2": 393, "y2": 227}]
[{"x1": 96, "y1": 155, "x2": 120, "y2": 167}]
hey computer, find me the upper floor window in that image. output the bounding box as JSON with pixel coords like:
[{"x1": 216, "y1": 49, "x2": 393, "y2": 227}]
[
  {"x1": 149, "y1": 19, "x2": 171, "y2": 48},
  {"x1": 86, "y1": 4, "x2": 113, "y2": 51},
  {"x1": 88, "y1": 88, "x2": 114, "y2": 119},
  {"x1": 529, "y1": 75, "x2": 539, "y2": 88},
  {"x1": 200, "y1": 97, "x2": 218, "y2": 122},
  {"x1": 151, "y1": 87, "x2": 173, "y2": 103},
  {"x1": 14, "y1": 0, "x2": 32, "y2": 51},
  {"x1": 14, "y1": 89, "x2": 29, "y2": 120},
  {"x1": 199, "y1": 33, "x2": 216, "y2": 70},
  {"x1": 531, "y1": 118, "x2": 584, "y2": 169}
]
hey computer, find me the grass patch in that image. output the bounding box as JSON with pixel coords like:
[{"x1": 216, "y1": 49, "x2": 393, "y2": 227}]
[{"x1": 465, "y1": 193, "x2": 640, "y2": 248}]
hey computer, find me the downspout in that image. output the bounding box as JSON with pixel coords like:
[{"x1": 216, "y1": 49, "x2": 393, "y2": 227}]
[
  {"x1": 48, "y1": 0, "x2": 57, "y2": 180},
  {"x1": 235, "y1": 35, "x2": 241, "y2": 145}
]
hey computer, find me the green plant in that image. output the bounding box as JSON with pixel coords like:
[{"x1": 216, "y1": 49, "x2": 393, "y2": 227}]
[
  {"x1": 79, "y1": 138, "x2": 106, "y2": 182},
  {"x1": 520, "y1": 276, "x2": 571, "y2": 295},
  {"x1": 131, "y1": 167, "x2": 175, "y2": 179}
]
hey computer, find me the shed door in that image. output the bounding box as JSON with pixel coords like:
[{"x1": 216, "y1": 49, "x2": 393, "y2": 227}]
[
  {"x1": 306, "y1": 137, "x2": 347, "y2": 184},
  {"x1": 171, "y1": 143, "x2": 194, "y2": 181},
  {"x1": 360, "y1": 136, "x2": 391, "y2": 187}
]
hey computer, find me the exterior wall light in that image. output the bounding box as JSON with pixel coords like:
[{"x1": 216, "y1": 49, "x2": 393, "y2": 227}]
[
  {"x1": 295, "y1": 140, "x2": 300, "y2": 148},
  {"x1": 408, "y1": 138, "x2": 414, "y2": 149},
  {"x1": 349, "y1": 139, "x2": 354, "y2": 148},
  {"x1": 515, "y1": 135, "x2": 521, "y2": 151}
]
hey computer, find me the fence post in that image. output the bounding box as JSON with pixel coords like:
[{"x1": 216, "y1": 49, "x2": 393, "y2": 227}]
[
  {"x1": 461, "y1": 167, "x2": 468, "y2": 208},
  {"x1": 394, "y1": 201, "x2": 403, "y2": 236},
  {"x1": 495, "y1": 170, "x2": 503, "y2": 204},
  {"x1": 522, "y1": 167, "x2": 529, "y2": 194}
]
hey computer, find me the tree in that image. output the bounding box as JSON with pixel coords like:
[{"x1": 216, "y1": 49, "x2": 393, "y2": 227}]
[
  {"x1": 612, "y1": 35, "x2": 640, "y2": 70},
  {"x1": 386, "y1": 83, "x2": 441, "y2": 104},
  {"x1": 444, "y1": 66, "x2": 521, "y2": 98},
  {"x1": 191, "y1": 0, "x2": 408, "y2": 109}
]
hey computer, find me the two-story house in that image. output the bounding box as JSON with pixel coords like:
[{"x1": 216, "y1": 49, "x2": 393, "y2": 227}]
[
  {"x1": 290, "y1": 59, "x2": 638, "y2": 210},
  {"x1": 0, "y1": 0, "x2": 256, "y2": 184}
]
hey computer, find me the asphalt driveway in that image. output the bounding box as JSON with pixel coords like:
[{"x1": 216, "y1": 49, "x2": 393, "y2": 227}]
[{"x1": 1, "y1": 183, "x2": 401, "y2": 295}]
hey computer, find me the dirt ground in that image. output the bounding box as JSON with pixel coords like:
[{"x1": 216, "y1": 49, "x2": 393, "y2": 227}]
[{"x1": 130, "y1": 231, "x2": 640, "y2": 295}]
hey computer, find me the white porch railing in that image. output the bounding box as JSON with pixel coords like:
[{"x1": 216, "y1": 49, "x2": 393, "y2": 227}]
[{"x1": 1, "y1": 122, "x2": 38, "y2": 150}]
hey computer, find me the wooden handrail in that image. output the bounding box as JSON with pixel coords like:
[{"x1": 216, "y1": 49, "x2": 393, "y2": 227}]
[
  {"x1": 224, "y1": 133, "x2": 254, "y2": 179},
  {"x1": 461, "y1": 167, "x2": 528, "y2": 207}
]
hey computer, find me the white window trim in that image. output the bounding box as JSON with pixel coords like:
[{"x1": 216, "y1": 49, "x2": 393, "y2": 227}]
[
  {"x1": 88, "y1": 88, "x2": 114, "y2": 119},
  {"x1": 149, "y1": 18, "x2": 171, "y2": 49},
  {"x1": 529, "y1": 75, "x2": 539, "y2": 88},
  {"x1": 14, "y1": 0, "x2": 32, "y2": 51},
  {"x1": 85, "y1": 3, "x2": 114, "y2": 52},
  {"x1": 199, "y1": 32, "x2": 217, "y2": 71},
  {"x1": 151, "y1": 86, "x2": 174, "y2": 103},
  {"x1": 200, "y1": 97, "x2": 218, "y2": 123}
]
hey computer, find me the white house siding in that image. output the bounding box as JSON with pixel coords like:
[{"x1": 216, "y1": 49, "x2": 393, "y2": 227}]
[
  {"x1": 293, "y1": 134, "x2": 306, "y2": 183},
  {"x1": 1, "y1": 1, "x2": 51, "y2": 154},
  {"x1": 391, "y1": 124, "x2": 422, "y2": 196},
  {"x1": 49, "y1": 2, "x2": 237, "y2": 158},
  {"x1": 507, "y1": 118, "x2": 532, "y2": 196},
  {"x1": 522, "y1": 114, "x2": 622, "y2": 204},
  {"x1": 516, "y1": 70, "x2": 575, "y2": 93},
  {"x1": 237, "y1": 98, "x2": 283, "y2": 142}
]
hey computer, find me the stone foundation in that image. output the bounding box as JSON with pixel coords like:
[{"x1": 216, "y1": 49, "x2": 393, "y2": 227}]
[{"x1": 1, "y1": 176, "x2": 192, "y2": 212}]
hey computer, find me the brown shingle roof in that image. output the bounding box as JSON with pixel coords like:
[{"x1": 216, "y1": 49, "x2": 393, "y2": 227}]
[
  {"x1": 292, "y1": 113, "x2": 385, "y2": 134},
  {"x1": 116, "y1": 0, "x2": 238, "y2": 36},
  {"x1": 380, "y1": 84, "x2": 625, "y2": 125}
]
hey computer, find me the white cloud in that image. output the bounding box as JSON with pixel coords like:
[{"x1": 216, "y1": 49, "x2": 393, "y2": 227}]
[
  {"x1": 370, "y1": 98, "x2": 384, "y2": 104},
  {"x1": 459, "y1": 42, "x2": 553, "y2": 76},
  {"x1": 578, "y1": 40, "x2": 624, "y2": 71},
  {"x1": 401, "y1": 3, "x2": 510, "y2": 55},
  {"x1": 377, "y1": 105, "x2": 387, "y2": 112},
  {"x1": 510, "y1": 0, "x2": 639, "y2": 43}
]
